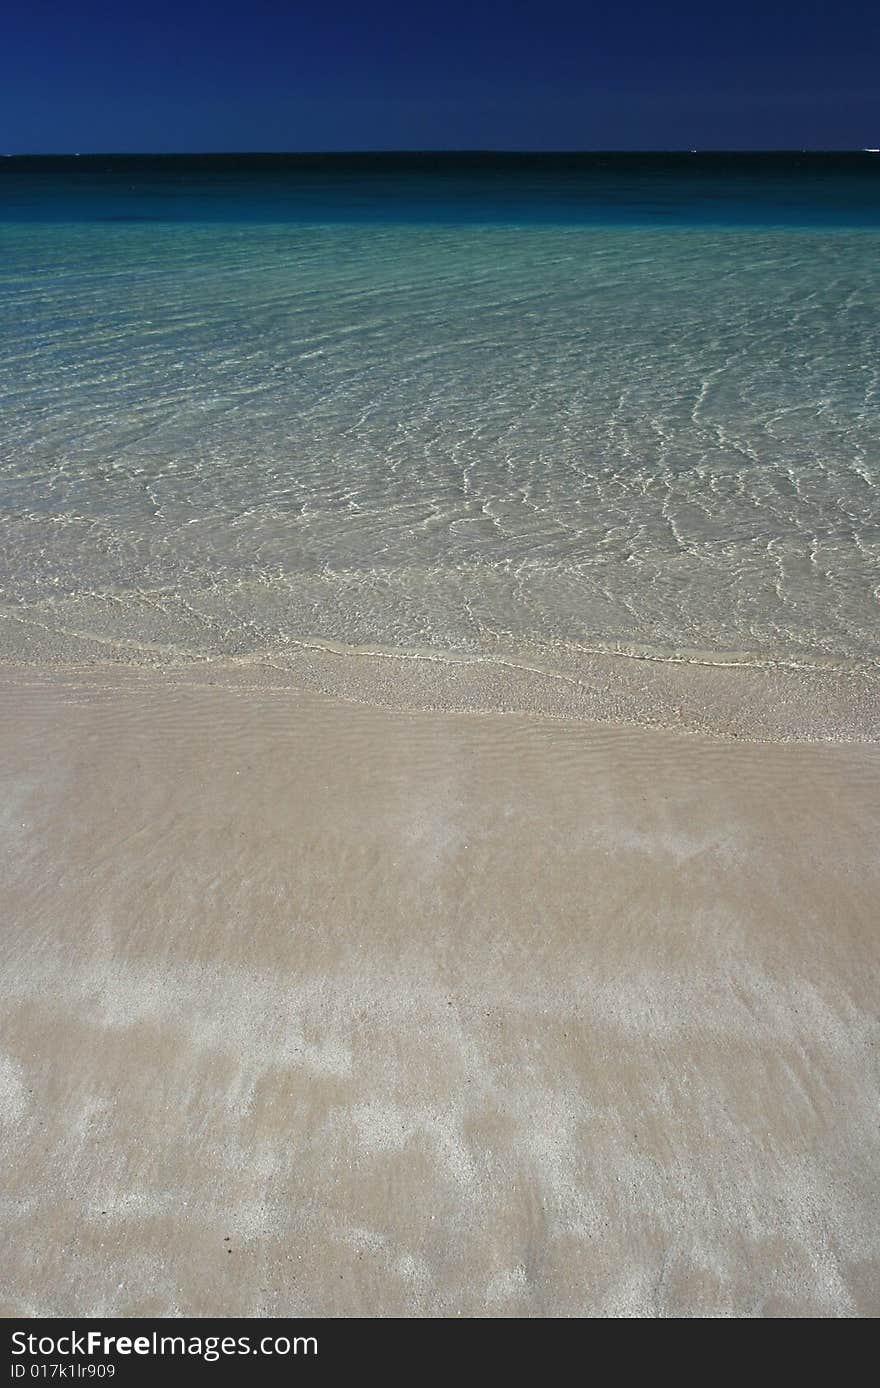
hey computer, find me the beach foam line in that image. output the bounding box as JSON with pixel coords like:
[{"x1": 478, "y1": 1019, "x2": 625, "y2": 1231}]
[
  {"x1": 1, "y1": 587, "x2": 877, "y2": 677},
  {"x1": 0, "y1": 582, "x2": 878, "y2": 744}
]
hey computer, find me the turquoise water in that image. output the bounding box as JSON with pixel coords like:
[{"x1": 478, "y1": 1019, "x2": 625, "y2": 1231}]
[{"x1": 1, "y1": 157, "x2": 878, "y2": 729}]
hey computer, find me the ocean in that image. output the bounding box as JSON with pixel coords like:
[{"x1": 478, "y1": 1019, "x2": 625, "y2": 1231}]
[{"x1": 1, "y1": 154, "x2": 878, "y2": 735}]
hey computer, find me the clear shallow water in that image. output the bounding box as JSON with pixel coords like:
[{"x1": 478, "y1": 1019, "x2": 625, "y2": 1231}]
[{"x1": 1, "y1": 157, "x2": 879, "y2": 731}]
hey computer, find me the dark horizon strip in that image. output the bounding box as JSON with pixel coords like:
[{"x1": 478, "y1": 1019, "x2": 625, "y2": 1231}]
[
  {"x1": 4, "y1": 150, "x2": 880, "y2": 160},
  {"x1": 3, "y1": 151, "x2": 878, "y2": 229}
]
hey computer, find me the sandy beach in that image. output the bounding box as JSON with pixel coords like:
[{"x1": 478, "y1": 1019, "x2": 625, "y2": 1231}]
[{"x1": 1, "y1": 664, "x2": 877, "y2": 1317}]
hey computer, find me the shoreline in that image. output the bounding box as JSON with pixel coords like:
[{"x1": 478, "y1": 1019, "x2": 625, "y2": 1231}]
[
  {"x1": 2, "y1": 665, "x2": 878, "y2": 1316},
  {"x1": 1, "y1": 633, "x2": 878, "y2": 743}
]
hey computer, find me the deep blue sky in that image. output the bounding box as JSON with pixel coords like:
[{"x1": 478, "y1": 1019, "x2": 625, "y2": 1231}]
[{"x1": 3, "y1": 0, "x2": 878, "y2": 153}]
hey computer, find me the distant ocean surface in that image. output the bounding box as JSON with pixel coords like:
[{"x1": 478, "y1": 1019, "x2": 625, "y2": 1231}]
[{"x1": 1, "y1": 155, "x2": 878, "y2": 734}]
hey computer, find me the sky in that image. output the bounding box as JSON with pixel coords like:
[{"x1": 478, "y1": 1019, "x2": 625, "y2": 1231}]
[{"x1": 2, "y1": 0, "x2": 878, "y2": 153}]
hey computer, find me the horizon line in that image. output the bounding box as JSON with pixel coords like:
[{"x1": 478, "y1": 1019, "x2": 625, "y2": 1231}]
[{"x1": 3, "y1": 147, "x2": 878, "y2": 158}]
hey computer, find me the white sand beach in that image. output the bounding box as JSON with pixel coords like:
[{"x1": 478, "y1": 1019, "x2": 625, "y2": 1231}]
[{"x1": 1, "y1": 665, "x2": 877, "y2": 1317}]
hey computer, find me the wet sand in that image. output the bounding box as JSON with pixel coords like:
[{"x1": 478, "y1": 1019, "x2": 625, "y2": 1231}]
[{"x1": 1, "y1": 666, "x2": 878, "y2": 1317}]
